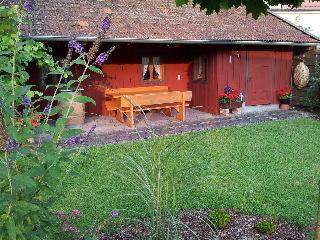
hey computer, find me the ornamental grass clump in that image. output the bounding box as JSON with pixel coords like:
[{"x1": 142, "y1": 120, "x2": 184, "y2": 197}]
[
  {"x1": 255, "y1": 220, "x2": 277, "y2": 235},
  {"x1": 208, "y1": 209, "x2": 231, "y2": 229},
  {"x1": 112, "y1": 126, "x2": 214, "y2": 239}
]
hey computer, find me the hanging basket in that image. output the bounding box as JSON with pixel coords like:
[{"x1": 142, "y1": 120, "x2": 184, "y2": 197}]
[{"x1": 294, "y1": 62, "x2": 309, "y2": 89}]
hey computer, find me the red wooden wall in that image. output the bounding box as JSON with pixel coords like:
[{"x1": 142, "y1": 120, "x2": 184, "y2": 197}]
[
  {"x1": 76, "y1": 44, "x2": 293, "y2": 116},
  {"x1": 83, "y1": 44, "x2": 194, "y2": 116},
  {"x1": 189, "y1": 54, "x2": 218, "y2": 114}
]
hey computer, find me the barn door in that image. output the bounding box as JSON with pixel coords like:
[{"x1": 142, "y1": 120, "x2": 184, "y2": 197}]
[{"x1": 246, "y1": 51, "x2": 274, "y2": 106}]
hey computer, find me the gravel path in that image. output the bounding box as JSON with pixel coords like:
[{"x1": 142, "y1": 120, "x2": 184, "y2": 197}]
[{"x1": 78, "y1": 110, "x2": 315, "y2": 147}]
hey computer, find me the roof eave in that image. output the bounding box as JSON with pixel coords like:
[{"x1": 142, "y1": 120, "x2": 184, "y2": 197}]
[{"x1": 25, "y1": 36, "x2": 319, "y2": 46}]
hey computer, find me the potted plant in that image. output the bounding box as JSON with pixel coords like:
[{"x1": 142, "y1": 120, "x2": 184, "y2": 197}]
[
  {"x1": 277, "y1": 88, "x2": 291, "y2": 110},
  {"x1": 218, "y1": 86, "x2": 242, "y2": 109}
]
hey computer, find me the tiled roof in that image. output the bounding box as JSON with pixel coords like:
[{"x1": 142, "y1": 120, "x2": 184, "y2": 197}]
[{"x1": 22, "y1": 0, "x2": 319, "y2": 44}]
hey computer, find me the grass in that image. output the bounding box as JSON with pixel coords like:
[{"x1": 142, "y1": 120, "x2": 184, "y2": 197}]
[{"x1": 54, "y1": 118, "x2": 320, "y2": 232}]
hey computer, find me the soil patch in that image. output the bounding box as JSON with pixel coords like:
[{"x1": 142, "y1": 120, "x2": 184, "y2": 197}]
[{"x1": 105, "y1": 209, "x2": 306, "y2": 240}]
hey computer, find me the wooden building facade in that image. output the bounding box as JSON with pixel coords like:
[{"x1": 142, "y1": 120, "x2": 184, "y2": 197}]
[{"x1": 81, "y1": 43, "x2": 293, "y2": 116}]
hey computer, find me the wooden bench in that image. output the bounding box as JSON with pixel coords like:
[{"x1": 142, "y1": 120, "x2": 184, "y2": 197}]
[
  {"x1": 105, "y1": 86, "x2": 169, "y2": 115},
  {"x1": 105, "y1": 86, "x2": 192, "y2": 128}
]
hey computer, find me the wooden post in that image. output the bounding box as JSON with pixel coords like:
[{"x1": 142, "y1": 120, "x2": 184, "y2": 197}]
[
  {"x1": 126, "y1": 103, "x2": 134, "y2": 128},
  {"x1": 116, "y1": 110, "x2": 124, "y2": 123},
  {"x1": 316, "y1": 180, "x2": 320, "y2": 240},
  {"x1": 176, "y1": 92, "x2": 186, "y2": 121}
]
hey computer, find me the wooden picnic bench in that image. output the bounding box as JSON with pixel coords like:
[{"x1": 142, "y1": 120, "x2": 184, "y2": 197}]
[{"x1": 105, "y1": 86, "x2": 192, "y2": 128}]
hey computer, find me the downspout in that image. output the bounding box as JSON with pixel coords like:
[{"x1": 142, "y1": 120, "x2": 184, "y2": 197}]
[{"x1": 245, "y1": 47, "x2": 249, "y2": 106}]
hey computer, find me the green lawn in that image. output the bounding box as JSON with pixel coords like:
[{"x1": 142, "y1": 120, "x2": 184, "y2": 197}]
[{"x1": 55, "y1": 118, "x2": 320, "y2": 231}]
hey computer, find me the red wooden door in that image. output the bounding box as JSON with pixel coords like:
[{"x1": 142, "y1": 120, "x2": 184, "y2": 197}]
[{"x1": 247, "y1": 51, "x2": 274, "y2": 106}]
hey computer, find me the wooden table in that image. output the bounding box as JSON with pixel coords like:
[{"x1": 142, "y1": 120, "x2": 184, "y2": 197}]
[{"x1": 105, "y1": 86, "x2": 192, "y2": 127}]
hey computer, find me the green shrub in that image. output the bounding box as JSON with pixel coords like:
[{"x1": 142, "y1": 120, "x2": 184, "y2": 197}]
[
  {"x1": 255, "y1": 220, "x2": 277, "y2": 235},
  {"x1": 208, "y1": 209, "x2": 231, "y2": 229}
]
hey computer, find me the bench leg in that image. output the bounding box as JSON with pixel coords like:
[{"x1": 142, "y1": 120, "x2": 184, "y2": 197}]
[
  {"x1": 116, "y1": 110, "x2": 124, "y2": 123},
  {"x1": 126, "y1": 104, "x2": 134, "y2": 128},
  {"x1": 176, "y1": 92, "x2": 186, "y2": 121},
  {"x1": 107, "y1": 110, "x2": 116, "y2": 117},
  {"x1": 176, "y1": 106, "x2": 185, "y2": 121},
  {"x1": 162, "y1": 108, "x2": 172, "y2": 117}
]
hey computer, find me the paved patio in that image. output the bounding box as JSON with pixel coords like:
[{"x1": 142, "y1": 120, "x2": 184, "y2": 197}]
[{"x1": 71, "y1": 106, "x2": 315, "y2": 146}]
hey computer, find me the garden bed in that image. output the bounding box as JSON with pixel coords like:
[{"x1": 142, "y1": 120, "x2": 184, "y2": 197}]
[{"x1": 106, "y1": 209, "x2": 305, "y2": 240}]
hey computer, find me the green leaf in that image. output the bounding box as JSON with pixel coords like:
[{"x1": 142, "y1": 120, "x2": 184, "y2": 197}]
[
  {"x1": 55, "y1": 92, "x2": 72, "y2": 102},
  {"x1": 61, "y1": 129, "x2": 84, "y2": 138},
  {"x1": 67, "y1": 80, "x2": 78, "y2": 88},
  {"x1": 74, "y1": 95, "x2": 96, "y2": 105},
  {"x1": 13, "y1": 174, "x2": 36, "y2": 189},
  {"x1": 1, "y1": 64, "x2": 13, "y2": 74},
  {"x1": 62, "y1": 106, "x2": 74, "y2": 118},
  {"x1": 48, "y1": 70, "x2": 64, "y2": 75},
  {"x1": 14, "y1": 201, "x2": 40, "y2": 214},
  {"x1": 78, "y1": 74, "x2": 90, "y2": 82},
  {"x1": 0, "y1": 164, "x2": 7, "y2": 179},
  {"x1": 89, "y1": 65, "x2": 104, "y2": 75},
  {"x1": 175, "y1": 0, "x2": 188, "y2": 6},
  {"x1": 26, "y1": 166, "x2": 45, "y2": 178},
  {"x1": 15, "y1": 85, "x2": 33, "y2": 98},
  {"x1": 71, "y1": 58, "x2": 86, "y2": 66},
  {"x1": 55, "y1": 118, "x2": 67, "y2": 132},
  {"x1": 47, "y1": 106, "x2": 60, "y2": 116},
  {"x1": 5, "y1": 217, "x2": 16, "y2": 240},
  {"x1": 0, "y1": 51, "x2": 10, "y2": 56}
]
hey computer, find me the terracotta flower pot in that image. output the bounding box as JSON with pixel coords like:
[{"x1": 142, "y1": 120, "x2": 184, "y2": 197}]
[
  {"x1": 58, "y1": 89, "x2": 85, "y2": 125},
  {"x1": 279, "y1": 98, "x2": 290, "y2": 110}
]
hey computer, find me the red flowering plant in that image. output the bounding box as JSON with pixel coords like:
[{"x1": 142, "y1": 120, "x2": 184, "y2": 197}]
[
  {"x1": 277, "y1": 88, "x2": 292, "y2": 100},
  {"x1": 218, "y1": 85, "x2": 241, "y2": 105}
]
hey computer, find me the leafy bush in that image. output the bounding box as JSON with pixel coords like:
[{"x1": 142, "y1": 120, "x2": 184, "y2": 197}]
[
  {"x1": 255, "y1": 220, "x2": 277, "y2": 235},
  {"x1": 208, "y1": 209, "x2": 231, "y2": 229},
  {"x1": 303, "y1": 63, "x2": 320, "y2": 109},
  {"x1": 0, "y1": 2, "x2": 114, "y2": 239}
]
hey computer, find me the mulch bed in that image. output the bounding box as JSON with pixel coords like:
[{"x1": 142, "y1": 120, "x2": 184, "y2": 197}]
[{"x1": 105, "y1": 209, "x2": 306, "y2": 240}]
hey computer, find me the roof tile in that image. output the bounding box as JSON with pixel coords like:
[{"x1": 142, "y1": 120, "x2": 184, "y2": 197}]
[{"x1": 22, "y1": 0, "x2": 319, "y2": 43}]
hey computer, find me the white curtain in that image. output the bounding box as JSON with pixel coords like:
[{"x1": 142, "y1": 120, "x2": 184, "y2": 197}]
[{"x1": 153, "y1": 57, "x2": 161, "y2": 79}]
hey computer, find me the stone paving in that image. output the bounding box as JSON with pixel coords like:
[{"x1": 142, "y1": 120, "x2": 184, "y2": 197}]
[{"x1": 76, "y1": 108, "x2": 315, "y2": 147}]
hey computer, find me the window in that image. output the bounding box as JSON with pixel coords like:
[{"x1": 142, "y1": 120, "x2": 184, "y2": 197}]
[
  {"x1": 193, "y1": 56, "x2": 207, "y2": 81},
  {"x1": 142, "y1": 56, "x2": 164, "y2": 82}
]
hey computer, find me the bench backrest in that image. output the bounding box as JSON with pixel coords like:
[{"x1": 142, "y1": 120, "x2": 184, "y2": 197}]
[
  {"x1": 105, "y1": 86, "x2": 169, "y2": 96},
  {"x1": 121, "y1": 91, "x2": 192, "y2": 107}
]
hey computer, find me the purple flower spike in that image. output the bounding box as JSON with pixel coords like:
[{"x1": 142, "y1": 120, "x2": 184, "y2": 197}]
[
  {"x1": 107, "y1": 45, "x2": 116, "y2": 55},
  {"x1": 6, "y1": 139, "x2": 19, "y2": 152},
  {"x1": 43, "y1": 102, "x2": 51, "y2": 114},
  {"x1": 63, "y1": 136, "x2": 82, "y2": 146},
  {"x1": 111, "y1": 210, "x2": 119, "y2": 218},
  {"x1": 95, "y1": 52, "x2": 109, "y2": 65},
  {"x1": 101, "y1": 17, "x2": 111, "y2": 32},
  {"x1": 68, "y1": 40, "x2": 84, "y2": 54},
  {"x1": 68, "y1": 226, "x2": 80, "y2": 233},
  {"x1": 23, "y1": 0, "x2": 35, "y2": 13},
  {"x1": 71, "y1": 209, "x2": 81, "y2": 217},
  {"x1": 22, "y1": 96, "x2": 31, "y2": 106},
  {"x1": 88, "y1": 124, "x2": 96, "y2": 135},
  {"x1": 55, "y1": 211, "x2": 68, "y2": 220}
]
